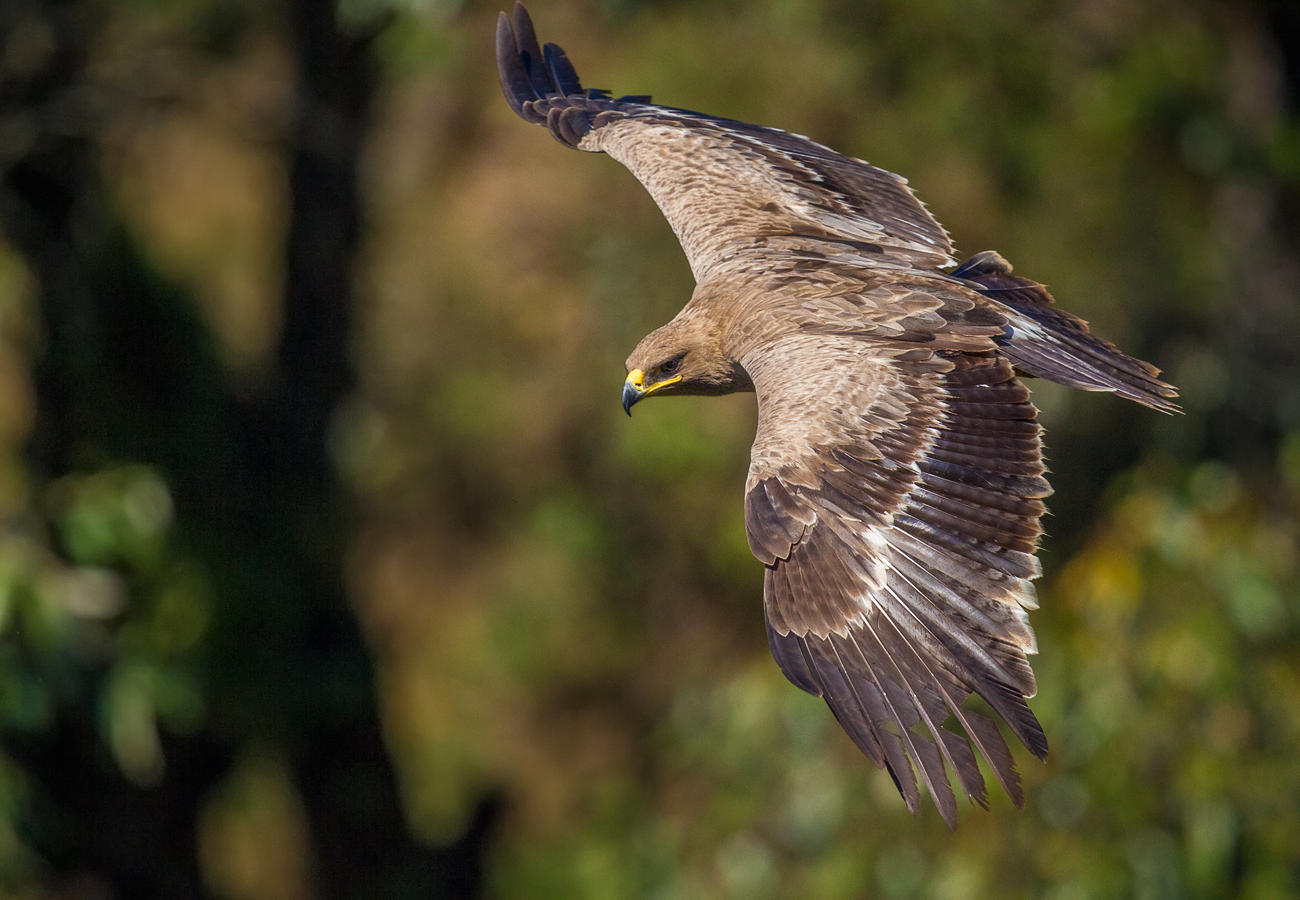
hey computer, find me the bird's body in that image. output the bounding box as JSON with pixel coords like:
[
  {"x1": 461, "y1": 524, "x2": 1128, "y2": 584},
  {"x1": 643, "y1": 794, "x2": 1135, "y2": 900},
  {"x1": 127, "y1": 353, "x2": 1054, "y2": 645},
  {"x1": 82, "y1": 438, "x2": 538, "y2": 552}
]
[{"x1": 497, "y1": 3, "x2": 1176, "y2": 829}]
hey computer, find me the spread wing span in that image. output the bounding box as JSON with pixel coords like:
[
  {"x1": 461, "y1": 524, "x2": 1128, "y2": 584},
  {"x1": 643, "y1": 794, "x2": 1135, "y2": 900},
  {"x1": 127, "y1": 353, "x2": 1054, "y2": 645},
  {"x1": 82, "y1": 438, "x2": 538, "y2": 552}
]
[
  {"x1": 497, "y1": 2, "x2": 1180, "y2": 827},
  {"x1": 496, "y1": 1, "x2": 953, "y2": 280}
]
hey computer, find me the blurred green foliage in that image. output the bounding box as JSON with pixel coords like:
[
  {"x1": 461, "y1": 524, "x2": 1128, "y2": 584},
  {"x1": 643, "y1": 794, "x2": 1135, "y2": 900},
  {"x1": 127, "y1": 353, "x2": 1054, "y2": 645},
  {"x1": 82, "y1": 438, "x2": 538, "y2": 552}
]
[{"x1": 2, "y1": 0, "x2": 1300, "y2": 897}]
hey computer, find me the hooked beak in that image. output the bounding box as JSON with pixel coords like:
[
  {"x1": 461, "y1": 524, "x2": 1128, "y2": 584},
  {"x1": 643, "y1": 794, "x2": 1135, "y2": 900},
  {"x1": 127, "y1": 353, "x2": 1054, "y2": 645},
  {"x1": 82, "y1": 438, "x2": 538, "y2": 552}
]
[
  {"x1": 621, "y1": 367, "x2": 683, "y2": 416},
  {"x1": 622, "y1": 369, "x2": 646, "y2": 416}
]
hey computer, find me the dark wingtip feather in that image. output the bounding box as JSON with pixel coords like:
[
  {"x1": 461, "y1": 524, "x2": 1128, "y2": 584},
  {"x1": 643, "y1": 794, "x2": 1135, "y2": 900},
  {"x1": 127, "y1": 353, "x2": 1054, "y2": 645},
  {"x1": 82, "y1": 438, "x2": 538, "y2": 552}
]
[
  {"x1": 544, "y1": 42, "x2": 584, "y2": 95},
  {"x1": 767, "y1": 620, "x2": 820, "y2": 695},
  {"x1": 510, "y1": 2, "x2": 554, "y2": 99},
  {"x1": 498, "y1": 4, "x2": 615, "y2": 148},
  {"x1": 496, "y1": 9, "x2": 539, "y2": 121}
]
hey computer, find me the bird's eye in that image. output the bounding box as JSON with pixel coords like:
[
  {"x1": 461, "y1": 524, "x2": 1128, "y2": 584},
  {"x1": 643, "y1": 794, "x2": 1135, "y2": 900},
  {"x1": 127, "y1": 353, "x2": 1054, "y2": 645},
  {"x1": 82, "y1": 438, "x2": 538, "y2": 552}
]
[{"x1": 660, "y1": 357, "x2": 681, "y2": 375}]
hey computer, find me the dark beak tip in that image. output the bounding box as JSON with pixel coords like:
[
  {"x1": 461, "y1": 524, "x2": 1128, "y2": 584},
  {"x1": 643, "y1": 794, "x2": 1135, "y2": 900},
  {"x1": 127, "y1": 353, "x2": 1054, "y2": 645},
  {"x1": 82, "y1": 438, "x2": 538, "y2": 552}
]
[{"x1": 621, "y1": 381, "x2": 640, "y2": 416}]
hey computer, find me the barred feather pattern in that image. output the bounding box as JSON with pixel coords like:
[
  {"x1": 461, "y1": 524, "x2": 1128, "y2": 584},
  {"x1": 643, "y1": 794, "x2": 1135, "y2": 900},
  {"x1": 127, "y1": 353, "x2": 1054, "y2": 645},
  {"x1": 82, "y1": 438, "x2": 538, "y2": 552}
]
[
  {"x1": 496, "y1": 1, "x2": 1179, "y2": 827},
  {"x1": 749, "y1": 346, "x2": 1049, "y2": 830}
]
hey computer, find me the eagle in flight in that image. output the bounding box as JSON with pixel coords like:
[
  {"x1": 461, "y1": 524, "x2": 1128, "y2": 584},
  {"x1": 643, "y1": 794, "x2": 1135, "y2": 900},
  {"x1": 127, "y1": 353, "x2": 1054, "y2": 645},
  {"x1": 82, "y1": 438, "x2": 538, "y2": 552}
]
[{"x1": 497, "y1": 3, "x2": 1176, "y2": 828}]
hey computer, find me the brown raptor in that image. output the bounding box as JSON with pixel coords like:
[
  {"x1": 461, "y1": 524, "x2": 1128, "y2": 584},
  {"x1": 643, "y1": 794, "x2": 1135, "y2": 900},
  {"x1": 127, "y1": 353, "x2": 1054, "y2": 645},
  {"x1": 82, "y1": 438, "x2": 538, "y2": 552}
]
[{"x1": 497, "y1": 2, "x2": 1176, "y2": 829}]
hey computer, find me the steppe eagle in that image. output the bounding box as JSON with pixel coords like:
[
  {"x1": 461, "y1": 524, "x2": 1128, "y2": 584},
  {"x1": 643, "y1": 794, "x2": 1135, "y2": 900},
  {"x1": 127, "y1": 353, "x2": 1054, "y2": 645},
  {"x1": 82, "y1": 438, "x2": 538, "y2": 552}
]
[{"x1": 496, "y1": 2, "x2": 1176, "y2": 829}]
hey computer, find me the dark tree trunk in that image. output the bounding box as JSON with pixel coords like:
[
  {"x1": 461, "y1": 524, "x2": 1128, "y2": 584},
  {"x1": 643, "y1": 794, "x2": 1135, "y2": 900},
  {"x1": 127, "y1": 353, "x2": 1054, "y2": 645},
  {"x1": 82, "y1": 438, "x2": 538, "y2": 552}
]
[
  {"x1": 275, "y1": 1, "x2": 500, "y2": 896},
  {"x1": 0, "y1": 0, "x2": 498, "y2": 896}
]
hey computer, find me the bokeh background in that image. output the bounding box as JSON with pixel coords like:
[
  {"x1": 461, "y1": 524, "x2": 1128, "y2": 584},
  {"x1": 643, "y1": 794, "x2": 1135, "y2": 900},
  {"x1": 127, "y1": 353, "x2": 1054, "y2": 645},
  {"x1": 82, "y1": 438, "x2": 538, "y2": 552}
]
[{"x1": 2, "y1": 0, "x2": 1299, "y2": 897}]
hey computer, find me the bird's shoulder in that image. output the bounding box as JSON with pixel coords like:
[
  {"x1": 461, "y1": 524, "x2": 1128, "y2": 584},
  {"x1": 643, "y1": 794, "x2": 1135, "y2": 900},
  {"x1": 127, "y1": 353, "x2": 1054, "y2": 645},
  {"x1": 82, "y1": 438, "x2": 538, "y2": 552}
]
[{"x1": 693, "y1": 256, "x2": 1009, "y2": 365}]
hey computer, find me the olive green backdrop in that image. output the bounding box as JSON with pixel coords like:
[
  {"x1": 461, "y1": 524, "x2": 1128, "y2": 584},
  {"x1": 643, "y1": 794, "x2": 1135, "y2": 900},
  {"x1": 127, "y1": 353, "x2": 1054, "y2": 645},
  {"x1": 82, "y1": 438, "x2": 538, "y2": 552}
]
[{"x1": 1, "y1": 0, "x2": 1298, "y2": 898}]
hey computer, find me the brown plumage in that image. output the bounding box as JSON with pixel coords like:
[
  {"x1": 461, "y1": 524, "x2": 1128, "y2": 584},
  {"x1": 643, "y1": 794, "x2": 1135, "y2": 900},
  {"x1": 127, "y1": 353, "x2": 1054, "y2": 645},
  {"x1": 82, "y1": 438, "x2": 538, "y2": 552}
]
[{"x1": 497, "y1": 3, "x2": 1177, "y2": 829}]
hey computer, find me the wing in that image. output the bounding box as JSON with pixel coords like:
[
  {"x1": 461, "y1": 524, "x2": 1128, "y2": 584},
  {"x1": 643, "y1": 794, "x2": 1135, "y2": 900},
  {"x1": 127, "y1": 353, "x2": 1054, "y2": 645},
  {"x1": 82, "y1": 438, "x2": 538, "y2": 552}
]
[
  {"x1": 742, "y1": 324, "x2": 1050, "y2": 829},
  {"x1": 953, "y1": 251, "x2": 1179, "y2": 412},
  {"x1": 496, "y1": 2, "x2": 953, "y2": 280}
]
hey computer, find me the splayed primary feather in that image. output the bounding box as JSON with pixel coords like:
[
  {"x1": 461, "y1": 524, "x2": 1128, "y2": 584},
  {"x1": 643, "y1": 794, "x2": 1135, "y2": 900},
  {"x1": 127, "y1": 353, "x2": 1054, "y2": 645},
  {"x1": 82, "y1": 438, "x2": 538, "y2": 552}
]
[{"x1": 497, "y1": 2, "x2": 1177, "y2": 829}]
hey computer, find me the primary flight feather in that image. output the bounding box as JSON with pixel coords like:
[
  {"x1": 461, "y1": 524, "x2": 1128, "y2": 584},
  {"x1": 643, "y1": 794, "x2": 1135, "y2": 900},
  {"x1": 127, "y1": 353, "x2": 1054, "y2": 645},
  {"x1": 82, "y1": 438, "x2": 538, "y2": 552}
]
[{"x1": 497, "y1": 2, "x2": 1177, "y2": 829}]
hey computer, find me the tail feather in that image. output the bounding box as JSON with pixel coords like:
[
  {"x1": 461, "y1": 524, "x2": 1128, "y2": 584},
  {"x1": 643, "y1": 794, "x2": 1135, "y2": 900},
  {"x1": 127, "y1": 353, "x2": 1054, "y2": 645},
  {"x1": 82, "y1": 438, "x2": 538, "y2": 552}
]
[{"x1": 953, "y1": 251, "x2": 1179, "y2": 413}]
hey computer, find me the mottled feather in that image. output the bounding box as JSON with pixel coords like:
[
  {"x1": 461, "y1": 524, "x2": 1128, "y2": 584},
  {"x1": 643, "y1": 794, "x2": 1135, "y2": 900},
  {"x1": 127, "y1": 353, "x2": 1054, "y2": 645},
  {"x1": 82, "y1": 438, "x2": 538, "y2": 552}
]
[{"x1": 497, "y1": 2, "x2": 1178, "y2": 828}]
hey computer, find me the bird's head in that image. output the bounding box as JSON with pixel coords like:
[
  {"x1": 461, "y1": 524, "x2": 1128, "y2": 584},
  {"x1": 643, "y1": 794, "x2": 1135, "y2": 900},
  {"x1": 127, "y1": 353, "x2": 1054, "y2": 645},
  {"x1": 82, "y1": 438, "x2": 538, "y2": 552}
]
[{"x1": 622, "y1": 316, "x2": 749, "y2": 415}]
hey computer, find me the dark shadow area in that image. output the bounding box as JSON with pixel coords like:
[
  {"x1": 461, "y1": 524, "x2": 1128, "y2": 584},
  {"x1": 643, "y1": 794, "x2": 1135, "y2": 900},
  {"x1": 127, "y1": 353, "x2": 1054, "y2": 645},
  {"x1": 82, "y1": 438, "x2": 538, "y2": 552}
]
[{"x1": 0, "y1": 0, "x2": 498, "y2": 896}]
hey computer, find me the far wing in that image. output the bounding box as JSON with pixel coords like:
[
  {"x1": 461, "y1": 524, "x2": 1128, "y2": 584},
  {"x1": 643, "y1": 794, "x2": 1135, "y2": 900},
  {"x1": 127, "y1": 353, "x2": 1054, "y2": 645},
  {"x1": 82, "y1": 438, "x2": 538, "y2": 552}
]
[
  {"x1": 743, "y1": 333, "x2": 1050, "y2": 829},
  {"x1": 496, "y1": 2, "x2": 953, "y2": 280}
]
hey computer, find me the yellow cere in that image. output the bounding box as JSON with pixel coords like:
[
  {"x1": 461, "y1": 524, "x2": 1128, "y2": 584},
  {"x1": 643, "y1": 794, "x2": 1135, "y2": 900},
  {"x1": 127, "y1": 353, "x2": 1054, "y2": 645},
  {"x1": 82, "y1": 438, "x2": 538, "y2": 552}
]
[{"x1": 625, "y1": 369, "x2": 683, "y2": 395}]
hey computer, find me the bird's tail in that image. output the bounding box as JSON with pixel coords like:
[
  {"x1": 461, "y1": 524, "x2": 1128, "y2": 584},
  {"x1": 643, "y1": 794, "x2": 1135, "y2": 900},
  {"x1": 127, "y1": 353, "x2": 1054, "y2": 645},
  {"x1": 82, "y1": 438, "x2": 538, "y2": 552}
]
[{"x1": 953, "y1": 251, "x2": 1179, "y2": 413}]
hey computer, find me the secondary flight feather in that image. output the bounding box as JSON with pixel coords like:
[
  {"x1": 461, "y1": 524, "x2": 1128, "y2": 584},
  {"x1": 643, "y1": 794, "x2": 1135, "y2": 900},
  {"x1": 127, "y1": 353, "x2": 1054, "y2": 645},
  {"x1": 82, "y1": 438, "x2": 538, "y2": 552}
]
[{"x1": 497, "y1": 2, "x2": 1177, "y2": 829}]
